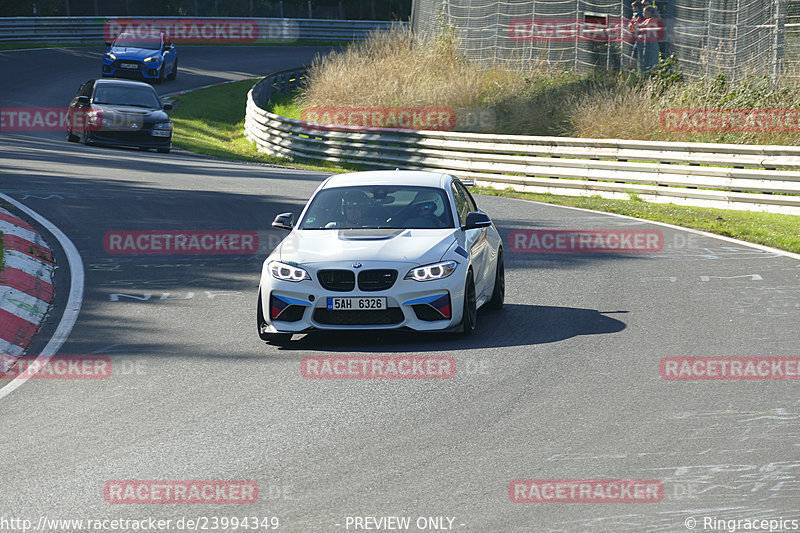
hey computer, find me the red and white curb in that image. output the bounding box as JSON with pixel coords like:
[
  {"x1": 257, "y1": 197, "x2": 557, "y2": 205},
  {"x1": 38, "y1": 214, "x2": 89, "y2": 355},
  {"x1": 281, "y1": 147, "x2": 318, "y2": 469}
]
[
  {"x1": 0, "y1": 207, "x2": 55, "y2": 360},
  {"x1": 0, "y1": 193, "x2": 83, "y2": 399}
]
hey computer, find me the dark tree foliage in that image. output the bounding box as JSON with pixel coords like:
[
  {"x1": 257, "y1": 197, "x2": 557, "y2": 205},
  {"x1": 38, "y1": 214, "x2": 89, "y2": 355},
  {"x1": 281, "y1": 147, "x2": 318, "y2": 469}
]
[{"x1": 0, "y1": 0, "x2": 411, "y2": 19}]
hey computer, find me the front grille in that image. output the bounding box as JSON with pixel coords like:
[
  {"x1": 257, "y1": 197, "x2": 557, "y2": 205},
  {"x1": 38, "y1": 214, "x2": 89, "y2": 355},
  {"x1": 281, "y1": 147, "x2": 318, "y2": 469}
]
[
  {"x1": 357, "y1": 269, "x2": 397, "y2": 291},
  {"x1": 94, "y1": 131, "x2": 154, "y2": 141},
  {"x1": 313, "y1": 308, "x2": 404, "y2": 325},
  {"x1": 318, "y1": 269, "x2": 355, "y2": 292},
  {"x1": 112, "y1": 60, "x2": 142, "y2": 70}
]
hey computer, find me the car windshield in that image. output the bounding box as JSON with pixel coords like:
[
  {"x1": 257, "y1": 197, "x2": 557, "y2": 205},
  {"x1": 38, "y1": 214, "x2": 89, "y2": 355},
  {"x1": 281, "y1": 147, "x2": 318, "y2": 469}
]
[
  {"x1": 92, "y1": 85, "x2": 161, "y2": 108},
  {"x1": 114, "y1": 33, "x2": 161, "y2": 50},
  {"x1": 299, "y1": 186, "x2": 455, "y2": 230}
]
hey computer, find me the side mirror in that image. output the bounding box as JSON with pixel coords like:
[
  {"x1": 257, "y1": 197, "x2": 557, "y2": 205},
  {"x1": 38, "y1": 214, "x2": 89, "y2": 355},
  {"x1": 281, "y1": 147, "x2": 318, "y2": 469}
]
[
  {"x1": 462, "y1": 211, "x2": 492, "y2": 230},
  {"x1": 162, "y1": 44, "x2": 170, "y2": 51},
  {"x1": 76, "y1": 95, "x2": 90, "y2": 106},
  {"x1": 162, "y1": 102, "x2": 173, "y2": 111},
  {"x1": 105, "y1": 41, "x2": 112, "y2": 47},
  {"x1": 272, "y1": 212, "x2": 295, "y2": 231}
]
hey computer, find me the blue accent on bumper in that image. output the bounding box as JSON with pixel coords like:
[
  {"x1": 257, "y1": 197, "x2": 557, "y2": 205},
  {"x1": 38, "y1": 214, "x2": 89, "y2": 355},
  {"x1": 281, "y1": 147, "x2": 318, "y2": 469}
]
[
  {"x1": 402, "y1": 292, "x2": 449, "y2": 306},
  {"x1": 272, "y1": 294, "x2": 313, "y2": 307}
]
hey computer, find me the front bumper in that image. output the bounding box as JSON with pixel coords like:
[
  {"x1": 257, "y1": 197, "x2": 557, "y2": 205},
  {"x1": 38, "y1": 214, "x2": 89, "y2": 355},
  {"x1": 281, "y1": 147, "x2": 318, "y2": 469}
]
[
  {"x1": 86, "y1": 129, "x2": 171, "y2": 149},
  {"x1": 259, "y1": 260, "x2": 466, "y2": 333},
  {"x1": 102, "y1": 59, "x2": 161, "y2": 80}
]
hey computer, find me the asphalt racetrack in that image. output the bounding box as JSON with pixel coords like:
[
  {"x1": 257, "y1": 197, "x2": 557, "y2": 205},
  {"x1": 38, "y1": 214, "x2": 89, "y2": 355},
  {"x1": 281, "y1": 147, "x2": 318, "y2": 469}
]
[{"x1": 0, "y1": 45, "x2": 799, "y2": 532}]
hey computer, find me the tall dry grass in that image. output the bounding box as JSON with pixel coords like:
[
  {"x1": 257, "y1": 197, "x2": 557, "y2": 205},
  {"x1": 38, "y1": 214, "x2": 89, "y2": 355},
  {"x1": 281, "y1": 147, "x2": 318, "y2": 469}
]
[
  {"x1": 297, "y1": 25, "x2": 800, "y2": 144},
  {"x1": 297, "y1": 26, "x2": 524, "y2": 110}
]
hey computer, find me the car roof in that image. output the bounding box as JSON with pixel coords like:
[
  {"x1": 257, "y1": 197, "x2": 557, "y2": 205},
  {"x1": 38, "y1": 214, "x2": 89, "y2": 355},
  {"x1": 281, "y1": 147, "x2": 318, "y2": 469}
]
[
  {"x1": 93, "y1": 79, "x2": 155, "y2": 90},
  {"x1": 321, "y1": 170, "x2": 454, "y2": 190},
  {"x1": 116, "y1": 31, "x2": 165, "y2": 39}
]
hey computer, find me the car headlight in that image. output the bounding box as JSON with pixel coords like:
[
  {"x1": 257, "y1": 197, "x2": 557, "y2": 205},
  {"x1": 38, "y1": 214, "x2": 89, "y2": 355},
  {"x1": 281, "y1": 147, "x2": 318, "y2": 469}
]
[
  {"x1": 269, "y1": 261, "x2": 311, "y2": 282},
  {"x1": 143, "y1": 56, "x2": 160, "y2": 63},
  {"x1": 153, "y1": 122, "x2": 173, "y2": 130},
  {"x1": 405, "y1": 260, "x2": 458, "y2": 282},
  {"x1": 86, "y1": 109, "x2": 103, "y2": 127},
  {"x1": 105, "y1": 52, "x2": 116, "y2": 60}
]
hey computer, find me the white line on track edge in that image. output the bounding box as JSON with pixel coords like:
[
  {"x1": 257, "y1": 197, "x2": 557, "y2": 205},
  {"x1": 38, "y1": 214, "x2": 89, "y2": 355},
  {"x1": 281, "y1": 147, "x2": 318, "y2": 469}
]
[
  {"x1": 0, "y1": 193, "x2": 84, "y2": 400},
  {"x1": 493, "y1": 194, "x2": 800, "y2": 261}
]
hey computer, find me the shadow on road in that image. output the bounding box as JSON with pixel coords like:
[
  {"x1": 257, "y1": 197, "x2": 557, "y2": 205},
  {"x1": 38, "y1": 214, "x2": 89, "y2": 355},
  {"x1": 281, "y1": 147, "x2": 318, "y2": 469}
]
[{"x1": 279, "y1": 304, "x2": 627, "y2": 352}]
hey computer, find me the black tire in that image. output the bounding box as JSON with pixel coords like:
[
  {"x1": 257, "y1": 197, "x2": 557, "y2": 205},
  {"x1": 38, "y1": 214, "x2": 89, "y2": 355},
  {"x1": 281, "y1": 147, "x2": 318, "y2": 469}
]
[
  {"x1": 67, "y1": 131, "x2": 79, "y2": 143},
  {"x1": 459, "y1": 270, "x2": 477, "y2": 335},
  {"x1": 157, "y1": 147, "x2": 170, "y2": 153},
  {"x1": 82, "y1": 129, "x2": 92, "y2": 146},
  {"x1": 257, "y1": 292, "x2": 292, "y2": 345},
  {"x1": 167, "y1": 59, "x2": 178, "y2": 81},
  {"x1": 486, "y1": 248, "x2": 504, "y2": 310}
]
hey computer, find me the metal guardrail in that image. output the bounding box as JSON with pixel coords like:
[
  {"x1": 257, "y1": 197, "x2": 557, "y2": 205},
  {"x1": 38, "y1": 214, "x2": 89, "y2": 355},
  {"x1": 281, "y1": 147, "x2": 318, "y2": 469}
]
[
  {"x1": 0, "y1": 17, "x2": 405, "y2": 43},
  {"x1": 245, "y1": 69, "x2": 800, "y2": 215}
]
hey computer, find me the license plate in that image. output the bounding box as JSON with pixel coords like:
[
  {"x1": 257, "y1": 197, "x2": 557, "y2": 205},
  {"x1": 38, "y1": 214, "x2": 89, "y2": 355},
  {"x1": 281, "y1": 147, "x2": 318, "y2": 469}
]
[
  {"x1": 327, "y1": 297, "x2": 387, "y2": 310},
  {"x1": 119, "y1": 62, "x2": 138, "y2": 69},
  {"x1": 151, "y1": 130, "x2": 171, "y2": 137}
]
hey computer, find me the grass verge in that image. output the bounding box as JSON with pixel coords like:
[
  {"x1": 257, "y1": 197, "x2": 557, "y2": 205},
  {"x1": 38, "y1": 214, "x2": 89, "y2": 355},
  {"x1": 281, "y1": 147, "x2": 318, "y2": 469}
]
[
  {"x1": 476, "y1": 186, "x2": 800, "y2": 254},
  {"x1": 171, "y1": 76, "x2": 800, "y2": 254},
  {"x1": 169, "y1": 78, "x2": 352, "y2": 173}
]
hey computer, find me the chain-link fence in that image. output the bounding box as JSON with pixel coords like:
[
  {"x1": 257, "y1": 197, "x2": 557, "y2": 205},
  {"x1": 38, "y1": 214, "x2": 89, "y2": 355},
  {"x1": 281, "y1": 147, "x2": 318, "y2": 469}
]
[
  {"x1": 788, "y1": 1, "x2": 800, "y2": 78},
  {"x1": 412, "y1": 0, "x2": 794, "y2": 81}
]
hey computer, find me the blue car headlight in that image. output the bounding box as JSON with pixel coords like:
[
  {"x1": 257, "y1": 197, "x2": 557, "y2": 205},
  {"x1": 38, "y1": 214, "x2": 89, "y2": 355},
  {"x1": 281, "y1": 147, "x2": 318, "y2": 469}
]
[
  {"x1": 405, "y1": 260, "x2": 458, "y2": 282},
  {"x1": 143, "y1": 56, "x2": 160, "y2": 63},
  {"x1": 105, "y1": 52, "x2": 116, "y2": 60},
  {"x1": 153, "y1": 122, "x2": 173, "y2": 130},
  {"x1": 269, "y1": 261, "x2": 311, "y2": 282}
]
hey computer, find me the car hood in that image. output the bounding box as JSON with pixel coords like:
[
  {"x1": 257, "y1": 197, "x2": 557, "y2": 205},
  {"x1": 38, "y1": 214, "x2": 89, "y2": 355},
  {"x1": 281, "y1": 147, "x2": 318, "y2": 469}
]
[
  {"x1": 92, "y1": 104, "x2": 168, "y2": 122},
  {"x1": 110, "y1": 47, "x2": 161, "y2": 61},
  {"x1": 278, "y1": 229, "x2": 458, "y2": 265}
]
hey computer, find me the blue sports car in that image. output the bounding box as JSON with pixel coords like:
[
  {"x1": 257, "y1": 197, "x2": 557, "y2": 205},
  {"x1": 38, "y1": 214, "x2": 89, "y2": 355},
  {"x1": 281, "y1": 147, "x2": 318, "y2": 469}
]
[{"x1": 102, "y1": 31, "x2": 178, "y2": 83}]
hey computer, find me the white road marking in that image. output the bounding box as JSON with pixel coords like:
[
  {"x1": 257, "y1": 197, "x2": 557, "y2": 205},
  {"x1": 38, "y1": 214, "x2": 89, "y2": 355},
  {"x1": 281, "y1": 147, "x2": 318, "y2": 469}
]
[{"x1": 0, "y1": 193, "x2": 84, "y2": 400}]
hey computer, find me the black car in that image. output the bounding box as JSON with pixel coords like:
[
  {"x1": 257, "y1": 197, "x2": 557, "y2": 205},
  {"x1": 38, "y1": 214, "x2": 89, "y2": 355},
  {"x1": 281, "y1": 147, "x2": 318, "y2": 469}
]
[{"x1": 67, "y1": 78, "x2": 173, "y2": 153}]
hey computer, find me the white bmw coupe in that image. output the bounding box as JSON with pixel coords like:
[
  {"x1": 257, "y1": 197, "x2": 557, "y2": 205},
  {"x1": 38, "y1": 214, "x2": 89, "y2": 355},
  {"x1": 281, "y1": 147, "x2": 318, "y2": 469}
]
[{"x1": 257, "y1": 170, "x2": 504, "y2": 343}]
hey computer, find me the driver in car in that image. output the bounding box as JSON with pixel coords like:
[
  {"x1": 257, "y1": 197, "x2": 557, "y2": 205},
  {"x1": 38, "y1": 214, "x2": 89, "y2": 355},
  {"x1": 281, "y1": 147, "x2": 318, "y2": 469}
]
[
  {"x1": 326, "y1": 191, "x2": 372, "y2": 228},
  {"x1": 404, "y1": 191, "x2": 442, "y2": 228}
]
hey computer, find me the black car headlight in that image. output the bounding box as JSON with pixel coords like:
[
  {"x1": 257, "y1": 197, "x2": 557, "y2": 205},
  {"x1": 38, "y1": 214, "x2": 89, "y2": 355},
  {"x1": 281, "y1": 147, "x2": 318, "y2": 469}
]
[
  {"x1": 153, "y1": 122, "x2": 173, "y2": 130},
  {"x1": 405, "y1": 260, "x2": 458, "y2": 282},
  {"x1": 269, "y1": 261, "x2": 311, "y2": 282}
]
